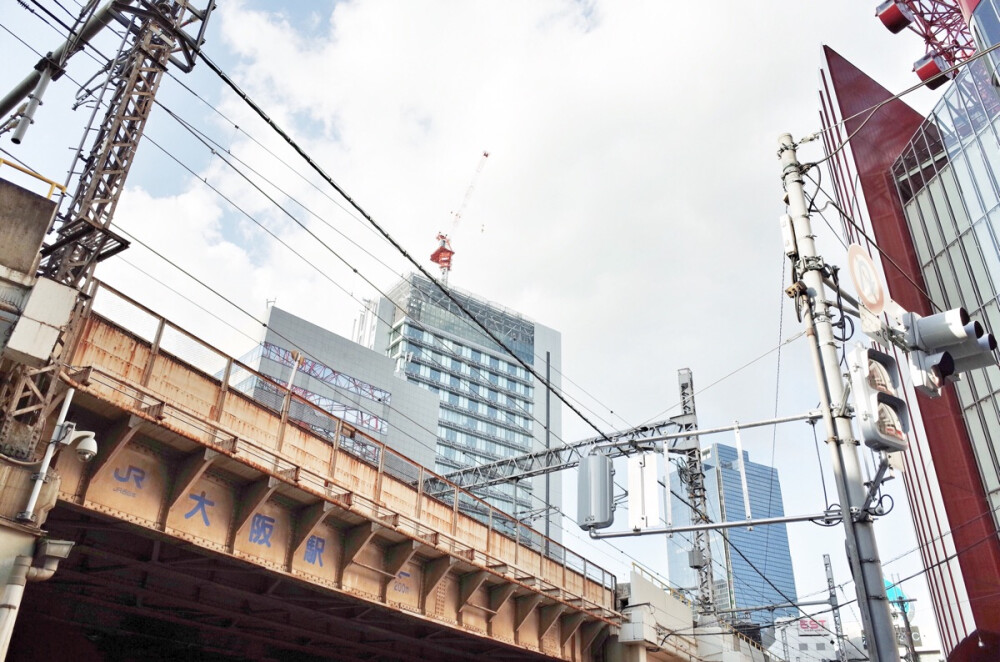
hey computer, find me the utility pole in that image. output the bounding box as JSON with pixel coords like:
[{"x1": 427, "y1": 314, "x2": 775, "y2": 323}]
[
  {"x1": 0, "y1": 1, "x2": 213, "y2": 456},
  {"x1": 676, "y1": 368, "x2": 715, "y2": 616},
  {"x1": 824, "y1": 553, "x2": 848, "y2": 662},
  {"x1": 778, "y1": 134, "x2": 898, "y2": 662},
  {"x1": 894, "y1": 597, "x2": 918, "y2": 662}
]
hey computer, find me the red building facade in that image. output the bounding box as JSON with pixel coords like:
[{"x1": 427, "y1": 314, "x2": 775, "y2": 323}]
[{"x1": 818, "y1": 42, "x2": 1000, "y2": 661}]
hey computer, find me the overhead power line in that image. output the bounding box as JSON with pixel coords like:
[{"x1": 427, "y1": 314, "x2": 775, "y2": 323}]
[
  {"x1": 4, "y1": 8, "x2": 885, "y2": 635},
  {"x1": 182, "y1": 44, "x2": 615, "y2": 443},
  {"x1": 810, "y1": 36, "x2": 1000, "y2": 167}
]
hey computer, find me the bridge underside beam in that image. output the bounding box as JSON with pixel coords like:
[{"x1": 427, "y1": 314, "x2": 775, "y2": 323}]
[
  {"x1": 41, "y1": 340, "x2": 620, "y2": 660},
  {"x1": 26, "y1": 507, "x2": 559, "y2": 662}
]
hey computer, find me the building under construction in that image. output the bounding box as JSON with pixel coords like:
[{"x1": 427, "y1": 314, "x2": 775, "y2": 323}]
[{"x1": 358, "y1": 274, "x2": 563, "y2": 541}]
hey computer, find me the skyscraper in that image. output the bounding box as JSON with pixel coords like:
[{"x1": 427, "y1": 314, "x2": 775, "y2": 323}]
[
  {"x1": 819, "y1": 15, "x2": 1000, "y2": 655},
  {"x1": 667, "y1": 442, "x2": 798, "y2": 626},
  {"x1": 361, "y1": 273, "x2": 563, "y2": 540}
]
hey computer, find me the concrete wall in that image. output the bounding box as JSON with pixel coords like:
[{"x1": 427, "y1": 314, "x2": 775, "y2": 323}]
[
  {"x1": 0, "y1": 178, "x2": 54, "y2": 279},
  {"x1": 264, "y1": 307, "x2": 439, "y2": 469}
]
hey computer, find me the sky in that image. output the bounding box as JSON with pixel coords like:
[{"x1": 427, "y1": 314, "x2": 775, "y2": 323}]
[{"x1": 1, "y1": 0, "x2": 951, "y2": 650}]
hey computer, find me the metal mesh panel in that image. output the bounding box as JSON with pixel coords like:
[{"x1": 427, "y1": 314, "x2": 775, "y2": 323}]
[
  {"x1": 457, "y1": 491, "x2": 490, "y2": 525},
  {"x1": 90, "y1": 286, "x2": 159, "y2": 342},
  {"x1": 383, "y1": 450, "x2": 420, "y2": 485},
  {"x1": 158, "y1": 324, "x2": 227, "y2": 377},
  {"x1": 227, "y1": 363, "x2": 258, "y2": 396},
  {"x1": 339, "y1": 433, "x2": 380, "y2": 467},
  {"x1": 491, "y1": 510, "x2": 518, "y2": 539},
  {"x1": 517, "y1": 523, "x2": 542, "y2": 553}
]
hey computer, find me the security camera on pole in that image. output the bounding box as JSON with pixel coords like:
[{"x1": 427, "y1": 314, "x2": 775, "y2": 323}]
[{"x1": 777, "y1": 133, "x2": 899, "y2": 662}]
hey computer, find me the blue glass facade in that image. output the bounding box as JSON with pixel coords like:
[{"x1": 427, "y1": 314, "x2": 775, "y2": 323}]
[
  {"x1": 668, "y1": 443, "x2": 798, "y2": 625},
  {"x1": 710, "y1": 444, "x2": 798, "y2": 623}
]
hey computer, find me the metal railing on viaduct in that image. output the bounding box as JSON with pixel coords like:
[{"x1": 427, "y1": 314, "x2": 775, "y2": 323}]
[{"x1": 37, "y1": 281, "x2": 620, "y2": 661}]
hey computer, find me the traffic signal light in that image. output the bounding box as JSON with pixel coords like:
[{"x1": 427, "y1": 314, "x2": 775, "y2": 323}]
[
  {"x1": 850, "y1": 344, "x2": 910, "y2": 452},
  {"x1": 908, "y1": 349, "x2": 953, "y2": 399},
  {"x1": 902, "y1": 308, "x2": 998, "y2": 398}
]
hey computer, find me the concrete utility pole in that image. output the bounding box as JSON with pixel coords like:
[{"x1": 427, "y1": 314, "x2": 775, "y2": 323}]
[
  {"x1": 777, "y1": 134, "x2": 898, "y2": 662},
  {"x1": 894, "y1": 597, "x2": 918, "y2": 662}
]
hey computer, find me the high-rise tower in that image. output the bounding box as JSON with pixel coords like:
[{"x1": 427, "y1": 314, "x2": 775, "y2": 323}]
[
  {"x1": 361, "y1": 274, "x2": 563, "y2": 541},
  {"x1": 668, "y1": 443, "x2": 798, "y2": 626}
]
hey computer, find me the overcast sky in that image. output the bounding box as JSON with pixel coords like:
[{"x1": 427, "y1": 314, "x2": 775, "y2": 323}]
[{"x1": 2, "y1": 0, "x2": 950, "y2": 646}]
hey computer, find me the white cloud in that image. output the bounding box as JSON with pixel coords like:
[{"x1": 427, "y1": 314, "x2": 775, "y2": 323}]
[{"x1": 1, "y1": 0, "x2": 945, "y2": 645}]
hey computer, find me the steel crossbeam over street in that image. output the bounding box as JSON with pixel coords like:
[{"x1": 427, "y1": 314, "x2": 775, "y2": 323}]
[{"x1": 441, "y1": 410, "x2": 822, "y2": 492}]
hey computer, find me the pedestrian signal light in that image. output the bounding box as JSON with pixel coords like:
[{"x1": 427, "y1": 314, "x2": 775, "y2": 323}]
[{"x1": 851, "y1": 344, "x2": 910, "y2": 452}]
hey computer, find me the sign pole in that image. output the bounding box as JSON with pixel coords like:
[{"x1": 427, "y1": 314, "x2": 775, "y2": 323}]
[{"x1": 778, "y1": 133, "x2": 899, "y2": 662}]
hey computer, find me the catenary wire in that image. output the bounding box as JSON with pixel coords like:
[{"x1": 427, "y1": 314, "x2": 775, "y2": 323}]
[
  {"x1": 26, "y1": 0, "x2": 750, "y2": 442},
  {"x1": 113, "y1": 196, "x2": 784, "y2": 611},
  {"x1": 7, "y1": 3, "x2": 808, "y2": 592},
  {"x1": 178, "y1": 42, "x2": 616, "y2": 444},
  {"x1": 7, "y1": 5, "x2": 882, "y2": 629},
  {"x1": 149, "y1": 60, "x2": 635, "y2": 435},
  {"x1": 4, "y1": 2, "x2": 593, "y2": 471},
  {"x1": 795, "y1": 499, "x2": 1000, "y2": 602},
  {"x1": 806, "y1": 172, "x2": 946, "y2": 313},
  {"x1": 152, "y1": 94, "x2": 629, "y2": 435},
  {"x1": 665, "y1": 487, "x2": 863, "y2": 659},
  {"x1": 134, "y1": 86, "x2": 709, "y2": 543},
  {"x1": 809, "y1": 37, "x2": 1000, "y2": 168},
  {"x1": 108, "y1": 194, "x2": 718, "y2": 596},
  {"x1": 640, "y1": 330, "x2": 806, "y2": 424},
  {"x1": 137, "y1": 113, "x2": 623, "y2": 500},
  {"x1": 105, "y1": 139, "x2": 792, "y2": 616},
  {"x1": 56, "y1": 0, "x2": 795, "y2": 630},
  {"x1": 762, "y1": 258, "x2": 786, "y2": 580},
  {"x1": 8, "y1": 3, "x2": 816, "y2": 606}
]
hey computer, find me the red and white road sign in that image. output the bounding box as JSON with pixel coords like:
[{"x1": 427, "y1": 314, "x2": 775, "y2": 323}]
[{"x1": 847, "y1": 244, "x2": 886, "y2": 315}]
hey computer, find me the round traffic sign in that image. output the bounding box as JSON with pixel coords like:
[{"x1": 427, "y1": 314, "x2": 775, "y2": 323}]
[{"x1": 847, "y1": 244, "x2": 885, "y2": 315}]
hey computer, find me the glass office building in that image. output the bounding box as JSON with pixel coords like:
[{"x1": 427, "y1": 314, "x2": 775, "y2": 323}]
[
  {"x1": 819, "y1": 34, "x2": 1000, "y2": 657},
  {"x1": 890, "y1": 56, "x2": 1000, "y2": 527},
  {"x1": 362, "y1": 274, "x2": 563, "y2": 539},
  {"x1": 668, "y1": 443, "x2": 798, "y2": 626}
]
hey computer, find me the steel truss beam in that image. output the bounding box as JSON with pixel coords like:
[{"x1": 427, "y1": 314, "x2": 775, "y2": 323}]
[
  {"x1": 1, "y1": 1, "x2": 213, "y2": 457},
  {"x1": 439, "y1": 416, "x2": 682, "y2": 491}
]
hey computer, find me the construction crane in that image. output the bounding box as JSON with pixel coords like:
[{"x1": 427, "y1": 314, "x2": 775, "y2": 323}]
[
  {"x1": 876, "y1": 0, "x2": 976, "y2": 88},
  {"x1": 0, "y1": 1, "x2": 213, "y2": 456},
  {"x1": 429, "y1": 150, "x2": 489, "y2": 284}
]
